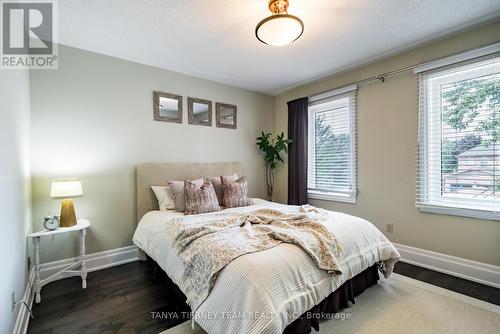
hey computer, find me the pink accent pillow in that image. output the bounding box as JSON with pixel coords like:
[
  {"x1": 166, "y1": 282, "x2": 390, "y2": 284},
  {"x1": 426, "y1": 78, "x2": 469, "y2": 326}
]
[
  {"x1": 184, "y1": 179, "x2": 221, "y2": 215},
  {"x1": 168, "y1": 178, "x2": 204, "y2": 212},
  {"x1": 221, "y1": 176, "x2": 253, "y2": 208},
  {"x1": 210, "y1": 174, "x2": 237, "y2": 205}
]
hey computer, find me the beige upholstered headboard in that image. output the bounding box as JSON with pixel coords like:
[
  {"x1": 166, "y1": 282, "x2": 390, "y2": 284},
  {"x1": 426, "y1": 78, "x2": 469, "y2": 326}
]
[{"x1": 136, "y1": 162, "x2": 242, "y2": 222}]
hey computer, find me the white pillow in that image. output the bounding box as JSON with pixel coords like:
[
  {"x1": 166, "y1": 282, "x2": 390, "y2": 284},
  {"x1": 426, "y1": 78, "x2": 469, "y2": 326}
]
[{"x1": 151, "y1": 185, "x2": 175, "y2": 211}]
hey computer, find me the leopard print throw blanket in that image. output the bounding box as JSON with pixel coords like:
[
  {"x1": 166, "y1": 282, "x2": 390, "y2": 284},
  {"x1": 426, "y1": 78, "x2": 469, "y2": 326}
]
[{"x1": 166, "y1": 209, "x2": 342, "y2": 310}]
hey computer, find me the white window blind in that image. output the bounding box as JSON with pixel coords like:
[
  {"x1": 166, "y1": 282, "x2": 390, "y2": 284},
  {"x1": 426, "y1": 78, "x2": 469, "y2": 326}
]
[
  {"x1": 416, "y1": 52, "x2": 500, "y2": 220},
  {"x1": 308, "y1": 86, "x2": 357, "y2": 203}
]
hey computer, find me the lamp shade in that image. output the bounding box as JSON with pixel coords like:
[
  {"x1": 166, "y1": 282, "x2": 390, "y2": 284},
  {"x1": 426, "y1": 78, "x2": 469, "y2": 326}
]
[
  {"x1": 255, "y1": 14, "x2": 304, "y2": 46},
  {"x1": 50, "y1": 179, "x2": 83, "y2": 198}
]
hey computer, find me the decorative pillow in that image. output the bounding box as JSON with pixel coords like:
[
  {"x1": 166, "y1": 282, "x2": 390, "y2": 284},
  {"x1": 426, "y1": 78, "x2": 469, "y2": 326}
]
[
  {"x1": 168, "y1": 178, "x2": 204, "y2": 212},
  {"x1": 184, "y1": 179, "x2": 221, "y2": 215},
  {"x1": 151, "y1": 185, "x2": 175, "y2": 211},
  {"x1": 210, "y1": 174, "x2": 237, "y2": 205},
  {"x1": 221, "y1": 176, "x2": 254, "y2": 208}
]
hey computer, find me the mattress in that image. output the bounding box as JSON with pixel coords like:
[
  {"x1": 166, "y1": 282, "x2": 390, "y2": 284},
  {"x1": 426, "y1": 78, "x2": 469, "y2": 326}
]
[{"x1": 133, "y1": 199, "x2": 400, "y2": 334}]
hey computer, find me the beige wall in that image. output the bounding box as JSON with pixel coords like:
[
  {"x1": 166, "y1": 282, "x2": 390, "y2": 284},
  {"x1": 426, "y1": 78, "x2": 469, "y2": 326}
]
[
  {"x1": 30, "y1": 45, "x2": 274, "y2": 262},
  {"x1": 0, "y1": 69, "x2": 32, "y2": 332},
  {"x1": 274, "y1": 20, "x2": 500, "y2": 266},
  {"x1": 29, "y1": 22, "x2": 500, "y2": 266}
]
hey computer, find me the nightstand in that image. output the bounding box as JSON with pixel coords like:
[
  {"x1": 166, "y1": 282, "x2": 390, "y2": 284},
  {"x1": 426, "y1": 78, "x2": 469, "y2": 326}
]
[{"x1": 27, "y1": 219, "x2": 90, "y2": 303}]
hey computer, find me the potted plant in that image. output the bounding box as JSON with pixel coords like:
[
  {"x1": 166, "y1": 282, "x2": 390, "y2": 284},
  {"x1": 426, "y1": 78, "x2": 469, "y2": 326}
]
[{"x1": 256, "y1": 132, "x2": 293, "y2": 201}]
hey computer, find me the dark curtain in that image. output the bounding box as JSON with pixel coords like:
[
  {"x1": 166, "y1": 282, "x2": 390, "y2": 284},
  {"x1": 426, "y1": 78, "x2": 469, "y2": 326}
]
[{"x1": 287, "y1": 97, "x2": 308, "y2": 205}]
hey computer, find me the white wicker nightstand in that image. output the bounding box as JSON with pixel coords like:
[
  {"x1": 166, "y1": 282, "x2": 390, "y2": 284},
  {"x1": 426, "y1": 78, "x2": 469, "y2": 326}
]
[{"x1": 27, "y1": 219, "x2": 90, "y2": 303}]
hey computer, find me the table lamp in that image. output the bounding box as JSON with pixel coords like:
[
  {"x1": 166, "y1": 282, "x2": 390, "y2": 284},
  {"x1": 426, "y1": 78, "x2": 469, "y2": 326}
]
[{"x1": 50, "y1": 178, "x2": 83, "y2": 227}]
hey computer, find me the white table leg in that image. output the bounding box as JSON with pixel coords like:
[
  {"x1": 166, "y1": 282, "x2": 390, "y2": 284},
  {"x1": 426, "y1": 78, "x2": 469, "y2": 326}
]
[
  {"x1": 80, "y1": 229, "x2": 87, "y2": 289},
  {"x1": 33, "y1": 237, "x2": 41, "y2": 303}
]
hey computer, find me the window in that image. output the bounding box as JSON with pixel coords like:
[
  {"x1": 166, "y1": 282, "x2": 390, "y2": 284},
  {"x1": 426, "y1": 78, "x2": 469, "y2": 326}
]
[
  {"x1": 308, "y1": 85, "x2": 357, "y2": 203},
  {"x1": 416, "y1": 51, "x2": 499, "y2": 220}
]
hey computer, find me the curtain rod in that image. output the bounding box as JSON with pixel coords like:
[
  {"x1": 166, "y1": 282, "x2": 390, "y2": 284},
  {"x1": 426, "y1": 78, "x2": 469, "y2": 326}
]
[
  {"x1": 350, "y1": 65, "x2": 415, "y2": 85},
  {"x1": 307, "y1": 65, "x2": 414, "y2": 99},
  {"x1": 307, "y1": 41, "x2": 500, "y2": 99}
]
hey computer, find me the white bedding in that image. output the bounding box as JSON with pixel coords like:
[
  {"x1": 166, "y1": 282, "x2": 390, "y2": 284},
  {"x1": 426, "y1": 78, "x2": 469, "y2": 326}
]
[{"x1": 133, "y1": 199, "x2": 400, "y2": 334}]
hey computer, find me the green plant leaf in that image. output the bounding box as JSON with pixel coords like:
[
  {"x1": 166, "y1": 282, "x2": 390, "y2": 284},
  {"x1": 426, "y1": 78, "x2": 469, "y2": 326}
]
[{"x1": 256, "y1": 131, "x2": 292, "y2": 170}]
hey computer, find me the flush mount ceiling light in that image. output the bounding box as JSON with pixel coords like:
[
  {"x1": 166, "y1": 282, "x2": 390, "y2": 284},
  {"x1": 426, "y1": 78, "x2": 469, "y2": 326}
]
[{"x1": 255, "y1": 0, "x2": 304, "y2": 47}]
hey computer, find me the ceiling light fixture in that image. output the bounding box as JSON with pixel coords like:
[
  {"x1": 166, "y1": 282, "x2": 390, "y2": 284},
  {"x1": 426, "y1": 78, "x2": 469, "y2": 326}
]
[{"x1": 255, "y1": 0, "x2": 304, "y2": 47}]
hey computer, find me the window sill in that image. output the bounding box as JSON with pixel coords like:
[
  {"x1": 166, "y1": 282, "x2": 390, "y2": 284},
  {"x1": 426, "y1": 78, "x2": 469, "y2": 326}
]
[
  {"x1": 418, "y1": 204, "x2": 500, "y2": 221},
  {"x1": 308, "y1": 192, "x2": 356, "y2": 204}
]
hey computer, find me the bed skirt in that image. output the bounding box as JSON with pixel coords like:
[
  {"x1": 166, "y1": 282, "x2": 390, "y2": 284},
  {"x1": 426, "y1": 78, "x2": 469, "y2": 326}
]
[{"x1": 146, "y1": 256, "x2": 379, "y2": 334}]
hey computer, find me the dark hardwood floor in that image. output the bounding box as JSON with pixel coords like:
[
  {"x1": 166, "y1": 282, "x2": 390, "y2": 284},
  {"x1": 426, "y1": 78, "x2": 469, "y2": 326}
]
[
  {"x1": 27, "y1": 261, "x2": 190, "y2": 334},
  {"x1": 27, "y1": 261, "x2": 500, "y2": 334},
  {"x1": 394, "y1": 261, "x2": 500, "y2": 305}
]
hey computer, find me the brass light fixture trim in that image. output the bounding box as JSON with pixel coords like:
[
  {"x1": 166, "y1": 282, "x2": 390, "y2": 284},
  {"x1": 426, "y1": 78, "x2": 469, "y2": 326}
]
[
  {"x1": 268, "y1": 0, "x2": 289, "y2": 13},
  {"x1": 256, "y1": 0, "x2": 304, "y2": 46}
]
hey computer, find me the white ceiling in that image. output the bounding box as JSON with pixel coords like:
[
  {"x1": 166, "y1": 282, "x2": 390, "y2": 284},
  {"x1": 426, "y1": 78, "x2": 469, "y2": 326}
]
[{"x1": 58, "y1": 0, "x2": 500, "y2": 95}]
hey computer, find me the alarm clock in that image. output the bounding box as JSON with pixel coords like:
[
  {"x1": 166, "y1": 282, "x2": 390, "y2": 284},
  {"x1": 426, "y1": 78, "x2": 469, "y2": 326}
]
[{"x1": 43, "y1": 215, "x2": 60, "y2": 230}]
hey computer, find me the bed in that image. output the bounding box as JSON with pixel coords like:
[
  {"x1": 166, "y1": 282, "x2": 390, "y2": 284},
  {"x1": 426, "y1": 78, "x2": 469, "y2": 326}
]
[{"x1": 133, "y1": 162, "x2": 400, "y2": 334}]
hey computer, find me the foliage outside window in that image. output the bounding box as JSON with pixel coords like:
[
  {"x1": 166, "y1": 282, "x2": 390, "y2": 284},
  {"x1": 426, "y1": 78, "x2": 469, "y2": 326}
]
[
  {"x1": 417, "y1": 56, "x2": 499, "y2": 219},
  {"x1": 308, "y1": 91, "x2": 357, "y2": 203}
]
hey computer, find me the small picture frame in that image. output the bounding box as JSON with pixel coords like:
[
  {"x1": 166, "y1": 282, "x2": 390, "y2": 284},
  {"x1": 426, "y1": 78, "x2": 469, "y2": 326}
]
[
  {"x1": 153, "y1": 91, "x2": 183, "y2": 123},
  {"x1": 216, "y1": 102, "x2": 237, "y2": 129},
  {"x1": 188, "y1": 97, "x2": 212, "y2": 126}
]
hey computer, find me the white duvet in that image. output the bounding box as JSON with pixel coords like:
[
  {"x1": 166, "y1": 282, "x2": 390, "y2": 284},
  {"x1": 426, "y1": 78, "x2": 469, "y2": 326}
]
[{"x1": 133, "y1": 199, "x2": 400, "y2": 334}]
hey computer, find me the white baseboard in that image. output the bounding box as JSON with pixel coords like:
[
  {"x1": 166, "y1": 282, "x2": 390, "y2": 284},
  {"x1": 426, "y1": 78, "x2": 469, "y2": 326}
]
[
  {"x1": 394, "y1": 243, "x2": 500, "y2": 289},
  {"x1": 12, "y1": 269, "x2": 35, "y2": 334},
  {"x1": 40, "y1": 245, "x2": 140, "y2": 279},
  {"x1": 13, "y1": 245, "x2": 140, "y2": 334}
]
